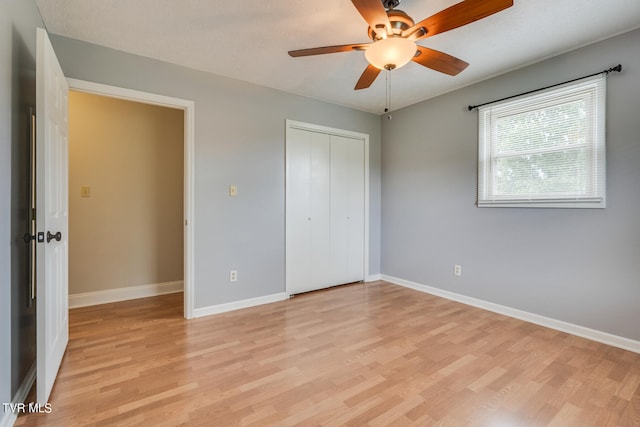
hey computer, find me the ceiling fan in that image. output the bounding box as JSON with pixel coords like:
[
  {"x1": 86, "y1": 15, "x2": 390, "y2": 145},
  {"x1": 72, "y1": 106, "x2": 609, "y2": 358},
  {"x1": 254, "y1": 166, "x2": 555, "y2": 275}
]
[{"x1": 288, "y1": 0, "x2": 514, "y2": 90}]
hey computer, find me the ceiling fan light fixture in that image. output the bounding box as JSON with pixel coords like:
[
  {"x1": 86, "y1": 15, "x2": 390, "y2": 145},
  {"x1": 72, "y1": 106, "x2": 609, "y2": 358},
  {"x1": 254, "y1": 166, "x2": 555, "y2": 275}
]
[{"x1": 364, "y1": 37, "x2": 416, "y2": 70}]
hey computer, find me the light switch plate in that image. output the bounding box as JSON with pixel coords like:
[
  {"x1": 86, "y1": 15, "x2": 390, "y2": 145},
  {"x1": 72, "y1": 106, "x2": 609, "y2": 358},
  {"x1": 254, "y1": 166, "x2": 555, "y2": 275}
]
[
  {"x1": 229, "y1": 185, "x2": 238, "y2": 196},
  {"x1": 80, "y1": 186, "x2": 91, "y2": 198}
]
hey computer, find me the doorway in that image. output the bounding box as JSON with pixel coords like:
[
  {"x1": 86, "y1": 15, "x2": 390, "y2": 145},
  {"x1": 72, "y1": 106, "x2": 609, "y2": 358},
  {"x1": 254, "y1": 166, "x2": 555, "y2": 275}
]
[{"x1": 67, "y1": 79, "x2": 195, "y2": 318}]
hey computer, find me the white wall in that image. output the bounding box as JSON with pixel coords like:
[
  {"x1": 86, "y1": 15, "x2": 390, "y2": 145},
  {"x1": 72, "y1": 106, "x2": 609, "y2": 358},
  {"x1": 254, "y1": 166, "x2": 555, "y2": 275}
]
[{"x1": 68, "y1": 91, "x2": 184, "y2": 295}]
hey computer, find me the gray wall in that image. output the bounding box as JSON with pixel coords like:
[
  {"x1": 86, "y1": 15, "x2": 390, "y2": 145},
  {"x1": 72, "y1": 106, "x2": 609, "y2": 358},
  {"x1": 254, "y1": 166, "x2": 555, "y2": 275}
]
[
  {"x1": 1, "y1": 0, "x2": 44, "y2": 410},
  {"x1": 381, "y1": 28, "x2": 640, "y2": 341},
  {"x1": 48, "y1": 34, "x2": 382, "y2": 308}
]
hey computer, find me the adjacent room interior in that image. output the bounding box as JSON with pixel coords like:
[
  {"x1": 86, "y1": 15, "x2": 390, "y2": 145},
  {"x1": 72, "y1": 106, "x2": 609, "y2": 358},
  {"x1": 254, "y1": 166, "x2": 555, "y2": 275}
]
[
  {"x1": 67, "y1": 91, "x2": 184, "y2": 311},
  {"x1": 2, "y1": 0, "x2": 640, "y2": 426}
]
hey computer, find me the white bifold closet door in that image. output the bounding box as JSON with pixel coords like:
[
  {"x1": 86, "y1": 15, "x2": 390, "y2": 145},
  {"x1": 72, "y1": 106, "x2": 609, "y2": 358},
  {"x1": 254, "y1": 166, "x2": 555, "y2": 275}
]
[
  {"x1": 330, "y1": 135, "x2": 365, "y2": 285},
  {"x1": 286, "y1": 124, "x2": 365, "y2": 295}
]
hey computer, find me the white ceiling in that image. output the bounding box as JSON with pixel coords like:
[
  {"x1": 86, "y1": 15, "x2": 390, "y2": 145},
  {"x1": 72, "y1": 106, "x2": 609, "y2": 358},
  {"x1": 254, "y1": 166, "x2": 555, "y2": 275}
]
[{"x1": 36, "y1": 0, "x2": 640, "y2": 114}]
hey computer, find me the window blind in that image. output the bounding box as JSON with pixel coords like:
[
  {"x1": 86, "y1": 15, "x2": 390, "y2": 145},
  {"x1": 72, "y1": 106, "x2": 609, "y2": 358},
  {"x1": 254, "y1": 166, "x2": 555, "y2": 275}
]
[{"x1": 478, "y1": 74, "x2": 606, "y2": 208}]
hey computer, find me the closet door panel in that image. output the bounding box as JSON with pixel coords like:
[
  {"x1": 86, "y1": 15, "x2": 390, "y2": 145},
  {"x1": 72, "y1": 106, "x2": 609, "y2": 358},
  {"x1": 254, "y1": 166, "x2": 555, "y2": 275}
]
[
  {"x1": 347, "y1": 138, "x2": 365, "y2": 282},
  {"x1": 308, "y1": 132, "x2": 332, "y2": 290},
  {"x1": 330, "y1": 136, "x2": 349, "y2": 285},
  {"x1": 285, "y1": 128, "x2": 311, "y2": 294}
]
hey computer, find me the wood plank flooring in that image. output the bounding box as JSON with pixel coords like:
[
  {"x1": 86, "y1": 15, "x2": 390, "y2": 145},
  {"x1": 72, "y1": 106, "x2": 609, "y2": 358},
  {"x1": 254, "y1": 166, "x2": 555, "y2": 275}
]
[{"x1": 16, "y1": 281, "x2": 640, "y2": 426}]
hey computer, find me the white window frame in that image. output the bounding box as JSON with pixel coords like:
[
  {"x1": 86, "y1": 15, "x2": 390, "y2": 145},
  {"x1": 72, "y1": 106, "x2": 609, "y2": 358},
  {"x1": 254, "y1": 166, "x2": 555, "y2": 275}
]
[{"x1": 477, "y1": 75, "x2": 606, "y2": 208}]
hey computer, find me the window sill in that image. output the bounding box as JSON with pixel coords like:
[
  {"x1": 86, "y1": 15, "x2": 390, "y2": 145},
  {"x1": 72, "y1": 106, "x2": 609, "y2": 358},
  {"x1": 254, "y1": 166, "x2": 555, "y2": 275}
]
[{"x1": 477, "y1": 198, "x2": 605, "y2": 209}]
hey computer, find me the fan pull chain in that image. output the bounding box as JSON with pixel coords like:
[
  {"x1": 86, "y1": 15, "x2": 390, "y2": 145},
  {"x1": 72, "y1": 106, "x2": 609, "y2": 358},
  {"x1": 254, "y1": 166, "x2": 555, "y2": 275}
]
[{"x1": 385, "y1": 69, "x2": 391, "y2": 113}]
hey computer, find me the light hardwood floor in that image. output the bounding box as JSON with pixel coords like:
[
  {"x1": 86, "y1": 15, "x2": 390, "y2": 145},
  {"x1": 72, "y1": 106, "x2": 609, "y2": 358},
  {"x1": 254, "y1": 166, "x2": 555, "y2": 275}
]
[{"x1": 16, "y1": 281, "x2": 640, "y2": 426}]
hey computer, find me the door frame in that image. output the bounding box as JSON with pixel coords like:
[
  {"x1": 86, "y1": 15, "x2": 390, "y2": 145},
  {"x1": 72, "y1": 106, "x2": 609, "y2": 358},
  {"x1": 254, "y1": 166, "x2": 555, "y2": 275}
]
[
  {"x1": 67, "y1": 78, "x2": 196, "y2": 319},
  {"x1": 285, "y1": 119, "x2": 370, "y2": 296}
]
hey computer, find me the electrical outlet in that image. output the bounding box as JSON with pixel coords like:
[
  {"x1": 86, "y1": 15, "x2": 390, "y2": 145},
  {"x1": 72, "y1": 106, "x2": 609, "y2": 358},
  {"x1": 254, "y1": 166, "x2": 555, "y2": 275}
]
[
  {"x1": 229, "y1": 270, "x2": 238, "y2": 282},
  {"x1": 454, "y1": 265, "x2": 462, "y2": 277}
]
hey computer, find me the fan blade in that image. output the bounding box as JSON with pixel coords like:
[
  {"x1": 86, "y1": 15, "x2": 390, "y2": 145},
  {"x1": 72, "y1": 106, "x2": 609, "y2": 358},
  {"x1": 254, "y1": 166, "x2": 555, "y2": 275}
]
[
  {"x1": 403, "y1": 0, "x2": 513, "y2": 40},
  {"x1": 412, "y1": 46, "x2": 469, "y2": 76},
  {"x1": 355, "y1": 64, "x2": 381, "y2": 90},
  {"x1": 288, "y1": 43, "x2": 370, "y2": 57},
  {"x1": 351, "y1": 0, "x2": 391, "y2": 34}
]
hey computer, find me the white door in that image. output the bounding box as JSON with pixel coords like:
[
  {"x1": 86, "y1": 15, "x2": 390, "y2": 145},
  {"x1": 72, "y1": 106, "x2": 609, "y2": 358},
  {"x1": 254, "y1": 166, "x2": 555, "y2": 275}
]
[
  {"x1": 346, "y1": 138, "x2": 365, "y2": 282},
  {"x1": 35, "y1": 27, "x2": 69, "y2": 403},
  {"x1": 330, "y1": 135, "x2": 365, "y2": 284},
  {"x1": 286, "y1": 121, "x2": 367, "y2": 295},
  {"x1": 285, "y1": 127, "x2": 311, "y2": 294},
  {"x1": 308, "y1": 132, "x2": 332, "y2": 291},
  {"x1": 286, "y1": 128, "x2": 333, "y2": 294},
  {"x1": 330, "y1": 136, "x2": 349, "y2": 285}
]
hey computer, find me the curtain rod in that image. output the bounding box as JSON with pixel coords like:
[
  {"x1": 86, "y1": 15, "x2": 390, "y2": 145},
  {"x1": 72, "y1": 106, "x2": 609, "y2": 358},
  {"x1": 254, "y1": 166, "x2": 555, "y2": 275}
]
[{"x1": 467, "y1": 64, "x2": 622, "y2": 111}]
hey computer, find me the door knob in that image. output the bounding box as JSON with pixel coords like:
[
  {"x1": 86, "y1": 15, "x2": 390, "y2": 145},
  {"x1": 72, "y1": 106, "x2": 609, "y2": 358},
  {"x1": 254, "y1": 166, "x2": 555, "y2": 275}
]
[{"x1": 47, "y1": 231, "x2": 62, "y2": 243}]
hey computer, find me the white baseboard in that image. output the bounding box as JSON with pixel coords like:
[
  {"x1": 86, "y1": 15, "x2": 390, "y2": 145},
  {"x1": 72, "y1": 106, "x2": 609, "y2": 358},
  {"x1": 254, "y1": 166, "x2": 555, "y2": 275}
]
[
  {"x1": 193, "y1": 292, "x2": 289, "y2": 318},
  {"x1": 365, "y1": 274, "x2": 382, "y2": 282},
  {"x1": 0, "y1": 362, "x2": 36, "y2": 427},
  {"x1": 381, "y1": 274, "x2": 640, "y2": 354},
  {"x1": 69, "y1": 281, "x2": 184, "y2": 308}
]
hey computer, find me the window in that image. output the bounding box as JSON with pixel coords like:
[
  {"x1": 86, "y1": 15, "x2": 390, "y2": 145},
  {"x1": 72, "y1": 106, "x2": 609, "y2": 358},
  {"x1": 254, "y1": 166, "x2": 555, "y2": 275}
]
[{"x1": 478, "y1": 75, "x2": 606, "y2": 208}]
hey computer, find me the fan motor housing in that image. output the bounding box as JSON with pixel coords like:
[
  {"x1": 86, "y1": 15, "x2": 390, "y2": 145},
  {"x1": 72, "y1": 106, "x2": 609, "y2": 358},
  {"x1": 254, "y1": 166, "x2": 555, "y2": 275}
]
[
  {"x1": 368, "y1": 9, "x2": 415, "y2": 40},
  {"x1": 382, "y1": 0, "x2": 401, "y2": 9}
]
